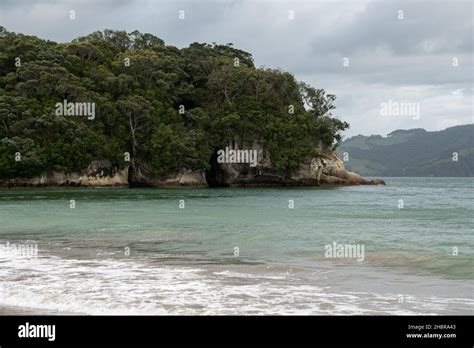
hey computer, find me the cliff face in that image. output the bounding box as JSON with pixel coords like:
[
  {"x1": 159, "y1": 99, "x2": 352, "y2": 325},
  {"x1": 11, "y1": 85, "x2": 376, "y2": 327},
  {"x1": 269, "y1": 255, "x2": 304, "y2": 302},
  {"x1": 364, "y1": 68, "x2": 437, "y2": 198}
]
[
  {"x1": 128, "y1": 160, "x2": 207, "y2": 188},
  {"x1": 201, "y1": 146, "x2": 384, "y2": 187},
  {"x1": 0, "y1": 160, "x2": 128, "y2": 187},
  {"x1": 0, "y1": 145, "x2": 384, "y2": 188},
  {"x1": 125, "y1": 140, "x2": 386, "y2": 187}
]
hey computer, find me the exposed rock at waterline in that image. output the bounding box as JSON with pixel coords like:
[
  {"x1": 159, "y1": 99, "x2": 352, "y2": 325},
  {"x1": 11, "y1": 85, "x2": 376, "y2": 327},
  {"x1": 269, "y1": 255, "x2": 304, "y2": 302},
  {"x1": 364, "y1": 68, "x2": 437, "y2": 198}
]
[
  {"x1": 203, "y1": 148, "x2": 385, "y2": 187},
  {"x1": 0, "y1": 160, "x2": 128, "y2": 187},
  {"x1": 0, "y1": 150, "x2": 384, "y2": 188},
  {"x1": 128, "y1": 160, "x2": 207, "y2": 187}
]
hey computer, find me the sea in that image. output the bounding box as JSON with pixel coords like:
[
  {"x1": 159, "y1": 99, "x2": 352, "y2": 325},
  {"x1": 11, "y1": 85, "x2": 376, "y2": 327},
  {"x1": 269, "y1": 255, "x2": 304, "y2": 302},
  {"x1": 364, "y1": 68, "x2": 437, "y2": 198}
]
[{"x1": 0, "y1": 177, "x2": 472, "y2": 315}]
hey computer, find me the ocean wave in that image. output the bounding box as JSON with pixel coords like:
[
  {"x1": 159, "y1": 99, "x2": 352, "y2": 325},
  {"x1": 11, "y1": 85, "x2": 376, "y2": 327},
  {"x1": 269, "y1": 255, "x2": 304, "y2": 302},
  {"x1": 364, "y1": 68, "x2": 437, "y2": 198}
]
[{"x1": 0, "y1": 252, "x2": 473, "y2": 315}]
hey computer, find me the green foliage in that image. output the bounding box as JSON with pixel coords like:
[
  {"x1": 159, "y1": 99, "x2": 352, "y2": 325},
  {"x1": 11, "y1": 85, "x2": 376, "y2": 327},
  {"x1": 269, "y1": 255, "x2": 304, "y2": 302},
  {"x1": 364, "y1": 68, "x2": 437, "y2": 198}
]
[
  {"x1": 0, "y1": 137, "x2": 46, "y2": 178},
  {"x1": 0, "y1": 27, "x2": 349, "y2": 179},
  {"x1": 338, "y1": 125, "x2": 474, "y2": 177}
]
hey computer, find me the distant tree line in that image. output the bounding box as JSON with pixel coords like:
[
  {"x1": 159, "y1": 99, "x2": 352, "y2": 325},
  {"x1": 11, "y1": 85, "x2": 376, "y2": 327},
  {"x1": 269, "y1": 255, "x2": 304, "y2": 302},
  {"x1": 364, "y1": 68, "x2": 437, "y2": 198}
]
[{"x1": 0, "y1": 27, "x2": 348, "y2": 179}]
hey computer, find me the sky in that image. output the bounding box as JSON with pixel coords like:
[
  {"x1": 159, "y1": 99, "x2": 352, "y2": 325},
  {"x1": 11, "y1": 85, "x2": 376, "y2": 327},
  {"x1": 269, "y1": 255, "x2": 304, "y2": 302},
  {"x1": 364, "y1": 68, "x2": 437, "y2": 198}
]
[{"x1": 0, "y1": 0, "x2": 472, "y2": 138}]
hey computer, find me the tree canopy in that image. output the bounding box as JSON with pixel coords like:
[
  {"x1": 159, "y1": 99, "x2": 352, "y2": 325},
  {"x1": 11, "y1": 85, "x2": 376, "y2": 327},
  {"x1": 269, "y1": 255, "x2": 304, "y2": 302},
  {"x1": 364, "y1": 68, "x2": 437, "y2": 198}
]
[{"x1": 0, "y1": 27, "x2": 349, "y2": 179}]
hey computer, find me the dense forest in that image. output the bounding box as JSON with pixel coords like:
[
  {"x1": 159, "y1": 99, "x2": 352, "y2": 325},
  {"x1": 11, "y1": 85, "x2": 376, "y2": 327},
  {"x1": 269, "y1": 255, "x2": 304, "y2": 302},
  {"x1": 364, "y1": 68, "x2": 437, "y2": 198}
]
[{"x1": 0, "y1": 27, "x2": 348, "y2": 180}]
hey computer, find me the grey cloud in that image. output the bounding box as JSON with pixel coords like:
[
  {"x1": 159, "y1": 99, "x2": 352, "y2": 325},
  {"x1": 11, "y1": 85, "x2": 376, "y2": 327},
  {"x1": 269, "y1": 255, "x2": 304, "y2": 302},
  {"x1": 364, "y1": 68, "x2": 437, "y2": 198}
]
[
  {"x1": 0, "y1": 0, "x2": 471, "y2": 136},
  {"x1": 310, "y1": 0, "x2": 473, "y2": 56}
]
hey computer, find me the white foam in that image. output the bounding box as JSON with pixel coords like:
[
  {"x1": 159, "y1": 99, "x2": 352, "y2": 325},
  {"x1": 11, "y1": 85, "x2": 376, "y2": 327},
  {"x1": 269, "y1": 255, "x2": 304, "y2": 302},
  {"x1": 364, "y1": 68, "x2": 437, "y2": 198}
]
[{"x1": 0, "y1": 254, "x2": 473, "y2": 315}]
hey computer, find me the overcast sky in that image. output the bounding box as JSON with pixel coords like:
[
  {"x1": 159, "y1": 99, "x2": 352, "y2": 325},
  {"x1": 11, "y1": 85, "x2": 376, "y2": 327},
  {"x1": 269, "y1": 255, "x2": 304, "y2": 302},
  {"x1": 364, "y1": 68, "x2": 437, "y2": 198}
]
[{"x1": 1, "y1": 0, "x2": 472, "y2": 138}]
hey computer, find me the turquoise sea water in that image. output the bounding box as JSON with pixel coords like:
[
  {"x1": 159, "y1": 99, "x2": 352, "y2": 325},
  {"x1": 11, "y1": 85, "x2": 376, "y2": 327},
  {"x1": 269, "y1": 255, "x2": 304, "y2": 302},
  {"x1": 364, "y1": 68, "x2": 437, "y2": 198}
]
[{"x1": 0, "y1": 177, "x2": 472, "y2": 314}]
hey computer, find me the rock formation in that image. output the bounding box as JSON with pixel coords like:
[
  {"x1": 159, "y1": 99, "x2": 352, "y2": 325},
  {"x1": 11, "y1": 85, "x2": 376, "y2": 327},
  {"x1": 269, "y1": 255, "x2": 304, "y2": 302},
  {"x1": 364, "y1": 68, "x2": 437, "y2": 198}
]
[{"x1": 0, "y1": 147, "x2": 385, "y2": 188}]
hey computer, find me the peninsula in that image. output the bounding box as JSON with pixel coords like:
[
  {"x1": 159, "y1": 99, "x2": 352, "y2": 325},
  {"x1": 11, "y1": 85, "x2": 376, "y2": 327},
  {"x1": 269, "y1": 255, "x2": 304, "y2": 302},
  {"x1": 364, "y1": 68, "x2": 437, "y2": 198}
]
[{"x1": 0, "y1": 28, "x2": 384, "y2": 188}]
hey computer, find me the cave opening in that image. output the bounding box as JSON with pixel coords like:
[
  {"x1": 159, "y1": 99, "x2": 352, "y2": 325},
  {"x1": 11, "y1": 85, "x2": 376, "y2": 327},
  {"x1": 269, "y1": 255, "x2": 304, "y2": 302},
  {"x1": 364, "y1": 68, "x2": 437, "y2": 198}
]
[{"x1": 205, "y1": 149, "x2": 229, "y2": 187}]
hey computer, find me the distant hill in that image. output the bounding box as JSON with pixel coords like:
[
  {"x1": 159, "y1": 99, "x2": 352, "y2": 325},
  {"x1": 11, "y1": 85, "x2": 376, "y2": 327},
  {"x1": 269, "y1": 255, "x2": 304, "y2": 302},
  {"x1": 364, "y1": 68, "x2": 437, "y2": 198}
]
[{"x1": 337, "y1": 125, "x2": 474, "y2": 177}]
